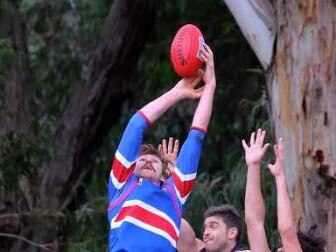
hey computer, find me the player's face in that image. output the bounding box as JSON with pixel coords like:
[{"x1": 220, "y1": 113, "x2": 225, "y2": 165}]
[
  {"x1": 135, "y1": 154, "x2": 163, "y2": 183},
  {"x1": 203, "y1": 216, "x2": 231, "y2": 252}
]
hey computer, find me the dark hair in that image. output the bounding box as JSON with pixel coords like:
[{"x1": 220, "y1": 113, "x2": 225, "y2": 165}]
[
  {"x1": 139, "y1": 144, "x2": 170, "y2": 179},
  {"x1": 204, "y1": 204, "x2": 242, "y2": 241},
  {"x1": 297, "y1": 230, "x2": 326, "y2": 252}
]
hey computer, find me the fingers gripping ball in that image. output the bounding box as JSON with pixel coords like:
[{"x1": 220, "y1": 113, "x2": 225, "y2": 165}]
[{"x1": 170, "y1": 24, "x2": 205, "y2": 77}]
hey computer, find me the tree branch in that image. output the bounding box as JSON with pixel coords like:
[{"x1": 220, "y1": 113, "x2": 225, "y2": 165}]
[
  {"x1": 222, "y1": 0, "x2": 276, "y2": 70},
  {"x1": 0, "y1": 233, "x2": 52, "y2": 251}
]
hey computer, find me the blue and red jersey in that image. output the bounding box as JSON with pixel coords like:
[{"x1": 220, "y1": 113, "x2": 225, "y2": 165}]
[{"x1": 108, "y1": 112, "x2": 206, "y2": 251}]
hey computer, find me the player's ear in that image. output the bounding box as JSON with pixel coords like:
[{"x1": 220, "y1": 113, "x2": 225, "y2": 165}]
[{"x1": 228, "y1": 227, "x2": 238, "y2": 240}]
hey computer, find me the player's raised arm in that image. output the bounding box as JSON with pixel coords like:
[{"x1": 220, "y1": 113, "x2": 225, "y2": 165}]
[
  {"x1": 140, "y1": 72, "x2": 204, "y2": 125},
  {"x1": 242, "y1": 129, "x2": 270, "y2": 252},
  {"x1": 268, "y1": 139, "x2": 302, "y2": 252},
  {"x1": 172, "y1": 44, "x2": 217, "y2": 207},
  {"x1": 191, "y1": 44, "x2": 216, "y2": 132}
]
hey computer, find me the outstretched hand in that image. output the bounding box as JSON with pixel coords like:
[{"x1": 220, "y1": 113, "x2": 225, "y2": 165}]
[
  {"x1": 174, "y1": 70, "x2": 204, "y2": 100},
  {"x1": 242, "y1": 129, "x2": 269, "y2": 167},
  {"x1": 158, "y1": 137, "x2": 179, "y2": 176},
  {"x1": 268, "y1": 138, "x2": 285, "y2": 177},
  {"x1": 201, "y1": 43, "x2": 215, "y2": 85},
  {"x1": 174, "y1": 43, "x2": 216, "y2": 100}
]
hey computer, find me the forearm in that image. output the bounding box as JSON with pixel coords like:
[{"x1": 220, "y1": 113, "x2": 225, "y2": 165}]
[
  {"x1": 177, "y1": 219, "x2": 203, "y2": 252},
  {"x1": 242, "y1": 129, "x2": 270, "y2": 252},
  {"x1": 275, "y1": 174, "x2": 297, "y2": 233},
  {"x1": 275, "y1": 174, "x2": 302, "y2": 251},
  {"x1": 245, "y1": 164, "x2": 270, "y2": 252},
  {"x1": 140, "y1": 87, "x2": 184, "y2": 124},
  {"x1": 191, "y1": 81, "x2": 216, "y2": 131},
  {"x1": 245, "y1": 164, "x2": 266, "y2": 224}
]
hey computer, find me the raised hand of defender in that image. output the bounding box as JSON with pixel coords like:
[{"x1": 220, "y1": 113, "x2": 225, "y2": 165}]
[
  {"x1": 242, "y1": 129, "x2": 270, "y2": 167},
  {"x1": 268, "y1": 138, "x2": 285, "y2": 177},
  {"x1": 158, "y1": 137, "x2": 179, "y2": 176}
]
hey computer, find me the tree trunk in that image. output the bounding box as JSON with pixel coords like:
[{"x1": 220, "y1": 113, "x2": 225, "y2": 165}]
[
  {"x1": 0, "y1": 1, "x2": 36, "y2": 251},
  {"x1": 0, "y1": 1, "x2": 34, "y2": 135},
  {"x1": 267, "y1": 1, "x2": 336, "y2": 250}
]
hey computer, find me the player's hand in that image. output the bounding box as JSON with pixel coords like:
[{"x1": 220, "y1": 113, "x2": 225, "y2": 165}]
[
  {"x1": 201, "y1": 44, "x2": 216, "y2": 86},
  {"x1": 268, "y1": 138, "x2": 285, "y2": 177},
  {"x1": 158, "y1": 137, "x2": 179, "y2": 176},
  {"x1": 174, "y1": 70, "x2": 204, "y2": 100},
  {"x1": 242, "y1": 129, "x2": 269, "y2": 167}
]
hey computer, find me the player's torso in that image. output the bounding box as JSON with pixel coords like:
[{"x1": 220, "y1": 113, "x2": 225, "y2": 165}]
[{"x1": 108, "y1": 178, "x2": 181, "y2": 252}]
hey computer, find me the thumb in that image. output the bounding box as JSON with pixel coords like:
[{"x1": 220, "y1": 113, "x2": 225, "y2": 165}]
[{"x1": 267, "y1": 164, "x2": 277, "y2": 176}]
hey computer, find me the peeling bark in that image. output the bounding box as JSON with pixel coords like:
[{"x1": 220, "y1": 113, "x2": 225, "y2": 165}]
[
  {"x1": 223, "y1": 0, "x2": 276, "y2": 70},
  {"x1": 268, "y1": 1, "x2": 336, "y2": 250}
]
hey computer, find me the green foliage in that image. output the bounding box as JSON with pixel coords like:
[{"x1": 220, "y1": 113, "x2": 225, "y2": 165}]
[
  {"x1": 67, "y1": 197, "x2": 107, "y2": 252},
  {"x1": 0, "y1": 133, "x2": 44, "y2": 189},
  {"x1": 17, "y1": 0, "x2": 113, "y2": 117},
  {"x1": 66, "y1": 128, "x2": 114, "y2": 251},
  {"x1": 0, "y1": 37, "x2": 15, "y2": 79}
]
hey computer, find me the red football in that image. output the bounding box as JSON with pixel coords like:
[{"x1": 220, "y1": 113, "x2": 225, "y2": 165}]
[{"x1": 170, "y1": 24, "x2": 205, "y2": 77}]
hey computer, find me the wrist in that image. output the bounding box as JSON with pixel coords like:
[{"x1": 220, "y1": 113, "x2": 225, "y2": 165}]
[
  {"x1": 246, "y1": 162, "x2": 261, "y2": 170},
  {"x1": 206, "y1": 79, "x2": 216, "y2": 86},
  {"x1": 274, "y1": 173, "x2": 286, "y2": 180},
  {"x1": 168, "y1": 86, "x2": 186, "y2": 101},
  {"x1": 170, "y1": 86, "x2": 187, "y2": 100}
]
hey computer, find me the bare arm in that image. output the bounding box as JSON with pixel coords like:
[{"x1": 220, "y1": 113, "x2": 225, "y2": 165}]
[
  {"x1": 177, "y1": 218, "x2": 204, "y2": 252},
  {"x1": 191, "y1": 44, "x2": 216, "y2": 131},
  {"x1": 268, "y1": 139, "x2": 302, "y2": 252},
  {"x1": 242, "y1": 129, "x2": 270, "y2": 252},
  {"x1": 140, "y1": 72, "x2": 204, "y2": 124}
]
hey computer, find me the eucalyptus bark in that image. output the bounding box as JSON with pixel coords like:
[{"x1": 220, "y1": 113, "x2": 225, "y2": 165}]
[{"x1": 268, "y1": 2, "x2": 336, "y2": 250}]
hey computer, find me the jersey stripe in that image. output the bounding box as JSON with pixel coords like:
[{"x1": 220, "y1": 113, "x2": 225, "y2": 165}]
[
  {"x1": 110, "y1": 151, "x2": 136, "y2": 189},
  {"x1": 111, "y1": 200, "x2": 179, "y2": 246},
  {"x1": 115, "y1": 150, "x2": 134, "y2": 168},
  {"x1": 172, "y1": 168, "x2": 196, "y2": 203},
  {"x1": 111, "y1": 216, "x2": 177, "y2": 247}
]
